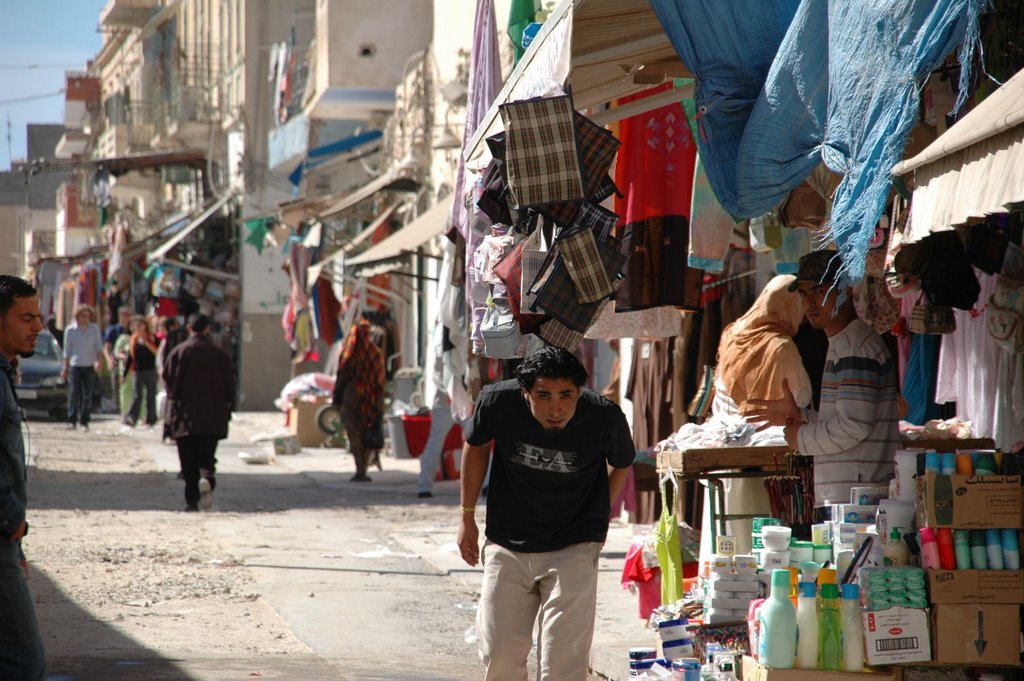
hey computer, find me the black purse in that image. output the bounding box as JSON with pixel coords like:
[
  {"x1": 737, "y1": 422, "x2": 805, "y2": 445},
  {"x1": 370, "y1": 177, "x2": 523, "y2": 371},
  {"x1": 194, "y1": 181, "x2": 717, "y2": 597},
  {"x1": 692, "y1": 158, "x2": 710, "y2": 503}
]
[{"x1": 362, "y1": 420, "x2": 385, "y2": 450}]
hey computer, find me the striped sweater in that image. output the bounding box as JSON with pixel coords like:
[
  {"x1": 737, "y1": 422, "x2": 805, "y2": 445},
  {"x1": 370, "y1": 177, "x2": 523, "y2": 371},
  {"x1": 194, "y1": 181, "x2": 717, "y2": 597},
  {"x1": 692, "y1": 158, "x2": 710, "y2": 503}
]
[{"x1": 798, "y1": 319, "x2": 899, "y2": 505}]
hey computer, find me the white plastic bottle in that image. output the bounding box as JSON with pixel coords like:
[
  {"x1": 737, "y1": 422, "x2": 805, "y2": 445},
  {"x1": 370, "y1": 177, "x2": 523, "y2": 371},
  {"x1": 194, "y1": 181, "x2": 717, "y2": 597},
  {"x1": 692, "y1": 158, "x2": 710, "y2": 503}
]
[
  {"x1": 840, "y1": 583, "x2": 864, "y2": 671},
  {"x1": 795, "y1": 581, "x2": 818, "y2": 669},
  {"x1": 758, "y1": 569, "x2": 797, "y2": 668}
]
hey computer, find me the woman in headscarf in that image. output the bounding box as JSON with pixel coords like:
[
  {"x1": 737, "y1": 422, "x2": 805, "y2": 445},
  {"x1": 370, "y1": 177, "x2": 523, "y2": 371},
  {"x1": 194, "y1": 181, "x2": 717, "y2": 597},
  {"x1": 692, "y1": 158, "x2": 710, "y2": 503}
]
[
  {"x1": 332, "y1": 319, "x2": 386, "y2": 482},
  {"x1": 702, "y1": 274, "x2": 815, "y2": 557},
  {"x1": 716, "y1": 274, "x2": 813, "y2": 416}
]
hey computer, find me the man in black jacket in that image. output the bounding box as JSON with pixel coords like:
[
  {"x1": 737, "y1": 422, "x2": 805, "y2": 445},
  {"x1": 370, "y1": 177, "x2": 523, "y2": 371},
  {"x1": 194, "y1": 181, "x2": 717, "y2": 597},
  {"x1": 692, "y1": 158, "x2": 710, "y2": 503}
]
[{"x1": 164, "y1": 313, "x2": 235, "y2": 512}]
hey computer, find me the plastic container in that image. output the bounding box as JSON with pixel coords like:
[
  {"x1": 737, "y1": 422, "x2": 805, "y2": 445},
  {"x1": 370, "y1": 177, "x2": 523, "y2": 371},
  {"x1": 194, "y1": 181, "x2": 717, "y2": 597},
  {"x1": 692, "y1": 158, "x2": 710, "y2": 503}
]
[
  {"x1": 817, "y1": 583, "x2": 842, "y2": 671},
  {"x1": 762, "y1": 526, "x2": 793, "y2": 551},
  {"x1": 953, "y1": 530, "x2": 972, "y2": 569},
  {"x1": 790, "y1": 541, "x2": 814, "y2": 565},
  {"x1": 796, "y1": 581, "x2": 818, "y2": 669},
  {"x1": 758, "y1": 569, "x2": 797, "y2": 669},
  {"x1": 970, "y1": 530, "x2": 989, "y2": 569},
  {"x1": 840, "y1": 583, "x2": 864, "y2": 671},
  {"x1": 883, "y1": 529, "x2": 909, "y2": 566},
  {"x1": 1002, "y1": 528, "x2": 1020, "y2": 570},
  {"x1": 918, "y1": 527, "x2": 941, "y2": 570},
  {"x1": 985, "y1": 529, "x2": 1005, "y2": 570},
  {"x1": 813, "y1": 544, "x2": 832, "y2": 565},
  {"x1": 936, "y1": 528, "x2": 956, "y2": 570}
]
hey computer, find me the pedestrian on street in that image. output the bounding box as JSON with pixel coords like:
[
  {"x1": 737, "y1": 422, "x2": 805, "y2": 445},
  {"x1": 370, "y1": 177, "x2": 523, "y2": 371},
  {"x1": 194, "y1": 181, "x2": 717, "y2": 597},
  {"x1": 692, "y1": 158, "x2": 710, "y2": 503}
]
[
  {"x1": 744, "y1": 250, "x2": 900, "y2": 507},
  {"x1": 457, "y1": 347, "x2": 634, "y2": 680},
  {"x1": 415, "y1": 388, "x2": 457, "y2": 499},
  {"x1": 104, "y1": 306, "x2": 132, "y2": 414},
  {"x1": 0, "y1": 275, "x2": 47, "y2": 680},
  {"x1": 157, "y1": 316, "x2": 190, "y2": 444},
  {"x1": 124, "y1": 315, "x2": 159, "y2": 428},
  {"x1": 61, "y1": 305, "x2": 105, "y2": 431},
  {"x1": 164, "y1": 313, "x2": 235, "y2": 512},
  {"x1": 331, "y1": 318, "x2": 385, "y2": 483}
]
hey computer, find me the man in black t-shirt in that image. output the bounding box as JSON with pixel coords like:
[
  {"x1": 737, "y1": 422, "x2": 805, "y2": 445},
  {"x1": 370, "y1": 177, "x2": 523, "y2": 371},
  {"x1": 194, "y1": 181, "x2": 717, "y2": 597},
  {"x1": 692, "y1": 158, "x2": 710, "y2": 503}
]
[{"x1": 457, "y1": 347, "x2": 634, "y2": 680}]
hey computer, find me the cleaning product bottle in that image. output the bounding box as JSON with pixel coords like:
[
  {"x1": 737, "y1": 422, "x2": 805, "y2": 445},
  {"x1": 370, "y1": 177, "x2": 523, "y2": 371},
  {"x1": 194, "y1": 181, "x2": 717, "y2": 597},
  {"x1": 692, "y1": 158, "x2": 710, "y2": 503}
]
[
  {"x1": 883, "y1": 529, "x2": 909, "y2": 566},
  {"x1": 918, "y1": 528, "x2": 941, "y2": 570},
  {"x1": 817, "y1": 583, "x2": 842, "y2": 671},
  {"x1": 953, "y1": 530, "x2": 972, "y2": 569},
  {"x1": 970, "y1": 530, "x2": 989, "y2": 569},
  {"x1": 796, "y1": 582, "x2": 818, "y2": 669},
  {"x1": 985, "y1": 529, "x2": 1005, "y2": 570},
  {"x1": 840, "y1": 584, "x2": 864, "y2": 671},
  {"x1": 936, "y1": 529, "x2": 956, "y2": 570},
  {"x1": 1002, "y1": 528, "x2": 1021, "y2": 570},
  {"x1": 758, "y1": 569, "x2": 797, "y2": 668}
]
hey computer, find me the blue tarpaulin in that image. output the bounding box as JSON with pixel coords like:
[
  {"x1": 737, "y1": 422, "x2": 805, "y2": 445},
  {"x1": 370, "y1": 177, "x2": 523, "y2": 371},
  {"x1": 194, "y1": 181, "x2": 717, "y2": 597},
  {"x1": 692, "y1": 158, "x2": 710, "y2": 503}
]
[{"x1": 650, "y1": 0, "x2": 984, "y2": 286}]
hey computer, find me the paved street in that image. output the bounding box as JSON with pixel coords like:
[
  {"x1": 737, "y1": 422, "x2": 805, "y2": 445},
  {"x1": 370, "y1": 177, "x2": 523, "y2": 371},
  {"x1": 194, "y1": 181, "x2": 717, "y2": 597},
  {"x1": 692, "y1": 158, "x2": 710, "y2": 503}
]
[{"x1": 23, "y1": 412, "x2": 648, "y2": 681}]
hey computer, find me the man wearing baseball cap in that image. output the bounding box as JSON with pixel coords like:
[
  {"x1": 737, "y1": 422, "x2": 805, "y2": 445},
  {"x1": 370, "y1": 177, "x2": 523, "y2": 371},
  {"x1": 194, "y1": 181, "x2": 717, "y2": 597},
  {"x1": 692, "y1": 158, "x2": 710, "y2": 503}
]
[{"x1": 745, "y1": 250, "x2": 900, "y2": 507}]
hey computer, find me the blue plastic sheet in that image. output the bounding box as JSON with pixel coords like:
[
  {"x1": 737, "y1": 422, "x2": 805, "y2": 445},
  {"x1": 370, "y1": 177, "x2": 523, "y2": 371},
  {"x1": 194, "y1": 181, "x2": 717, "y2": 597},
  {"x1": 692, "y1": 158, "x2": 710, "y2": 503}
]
[{"x1": 651, "y1": 0, "x2": 984, "y2": 286}]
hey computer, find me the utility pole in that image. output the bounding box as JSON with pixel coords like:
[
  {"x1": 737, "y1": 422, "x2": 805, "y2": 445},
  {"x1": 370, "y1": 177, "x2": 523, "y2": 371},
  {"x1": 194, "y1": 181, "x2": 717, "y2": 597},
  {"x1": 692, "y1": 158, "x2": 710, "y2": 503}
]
[{"x1": 5, "y1": 114, "x2": 11, "y2": 170}]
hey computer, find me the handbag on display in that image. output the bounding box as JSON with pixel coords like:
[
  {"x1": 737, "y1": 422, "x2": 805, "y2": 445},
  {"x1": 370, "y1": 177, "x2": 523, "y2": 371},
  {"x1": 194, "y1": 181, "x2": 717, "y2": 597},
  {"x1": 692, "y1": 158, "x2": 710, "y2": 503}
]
[
  {"x1": 687, "y1": 365, "x2": 716, "y2": 421},
  {"x1": 987, "y1": 274, "x2": 1024, "y2": 353},
  {"x1": 907, "y1": 298, "x2": 957, "y2": 335},
  {"x1": 480, "y1": 300, "x2": 526, "y2": 359}
]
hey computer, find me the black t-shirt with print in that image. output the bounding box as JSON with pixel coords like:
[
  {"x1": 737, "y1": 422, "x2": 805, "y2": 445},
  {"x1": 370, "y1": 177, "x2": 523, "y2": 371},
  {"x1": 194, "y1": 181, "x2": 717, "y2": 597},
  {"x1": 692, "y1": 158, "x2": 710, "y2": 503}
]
[{"x1": 465, "y1": 379, "x2": 635, "y2": 553}]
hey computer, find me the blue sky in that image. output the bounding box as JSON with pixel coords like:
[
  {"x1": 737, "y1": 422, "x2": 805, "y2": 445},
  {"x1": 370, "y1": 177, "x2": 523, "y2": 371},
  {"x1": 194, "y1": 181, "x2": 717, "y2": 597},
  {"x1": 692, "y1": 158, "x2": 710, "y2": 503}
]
[{"x1": 0, "y1": 0, "x2": 109, "y2": 170}]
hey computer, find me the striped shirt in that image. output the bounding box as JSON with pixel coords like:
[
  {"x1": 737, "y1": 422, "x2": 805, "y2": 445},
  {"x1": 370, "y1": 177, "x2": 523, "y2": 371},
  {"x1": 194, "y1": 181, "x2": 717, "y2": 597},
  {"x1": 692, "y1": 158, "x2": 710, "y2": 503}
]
[{"x1": 797, "y1": 319, "x2": 899, "y2": 506}]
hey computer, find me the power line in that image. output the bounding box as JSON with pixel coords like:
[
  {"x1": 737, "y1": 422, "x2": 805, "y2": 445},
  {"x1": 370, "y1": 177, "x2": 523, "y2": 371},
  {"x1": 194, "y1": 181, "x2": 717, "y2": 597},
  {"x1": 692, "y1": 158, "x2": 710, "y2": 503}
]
[{"x1": 0, "y1": 90, "x2": 66, "y2": 107}]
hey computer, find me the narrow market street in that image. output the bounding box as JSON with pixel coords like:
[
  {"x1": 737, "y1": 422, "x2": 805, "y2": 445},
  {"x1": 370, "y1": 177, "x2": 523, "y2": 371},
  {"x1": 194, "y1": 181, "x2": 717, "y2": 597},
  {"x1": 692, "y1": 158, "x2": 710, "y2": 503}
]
[{"x1": 23, "y1": 412, "x2": 641, "y2": 681}]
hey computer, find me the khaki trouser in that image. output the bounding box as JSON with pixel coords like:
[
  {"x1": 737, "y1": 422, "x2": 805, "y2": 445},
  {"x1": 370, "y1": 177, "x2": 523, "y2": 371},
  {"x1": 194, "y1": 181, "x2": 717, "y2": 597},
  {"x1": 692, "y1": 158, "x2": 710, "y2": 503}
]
[{"x1": 477, "y1": 540, "x2": 601, "y2": 681}]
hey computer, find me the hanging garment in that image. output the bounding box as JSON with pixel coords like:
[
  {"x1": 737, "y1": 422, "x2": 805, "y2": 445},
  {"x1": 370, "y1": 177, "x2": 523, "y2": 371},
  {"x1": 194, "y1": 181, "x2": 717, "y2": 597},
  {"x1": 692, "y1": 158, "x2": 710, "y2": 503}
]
[
  {"x1": 688, "y1": 153, "x2": 735, "y2": 272},
  {"x1": 903, "y1": 333, "x2": 944, "y2": 425},
  {"x1": 936, "y1": 270, "x2": 999, "y2": 439},
  {"x1": 655, "y1": 481, "x2": 684, "y2": 606},
  {"x1": 614, "y1": 86, "x2": 703, "y2": 311},
  {"x1": 585, "y1": 302, "x2": 682, "y2": 341},
  {"x1": 627, "y1": 339, "x2": 675, "y2": 450}
]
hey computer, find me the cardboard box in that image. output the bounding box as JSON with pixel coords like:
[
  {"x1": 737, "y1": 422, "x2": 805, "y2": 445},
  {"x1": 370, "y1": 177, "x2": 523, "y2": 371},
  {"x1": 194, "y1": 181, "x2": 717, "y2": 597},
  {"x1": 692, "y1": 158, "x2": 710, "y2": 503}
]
[
  {"x1": 927, "y1": 569, "x2": 1024, "y2": 604},
  {"x1": 272, "y1": 435, "x2": 301, "y2": 455},
  {"x1": 288, "y1": 396, "x2": 330, "y2": 447},
  {"x1": 862, "y1": 607, "x2": 932, "y2": 665},
  {"x1": 918, "y1": 473, "x2": 1022, "y2": 529},
  {"x1": 828, "y1": 504, "x2": 879, "y2": 524},
  {"x1": 741, "y1": 656, "x2": 896, "y2": 681},
  {"x1": 932, "y1": 603, "x2": 1022, "y2": 666}
]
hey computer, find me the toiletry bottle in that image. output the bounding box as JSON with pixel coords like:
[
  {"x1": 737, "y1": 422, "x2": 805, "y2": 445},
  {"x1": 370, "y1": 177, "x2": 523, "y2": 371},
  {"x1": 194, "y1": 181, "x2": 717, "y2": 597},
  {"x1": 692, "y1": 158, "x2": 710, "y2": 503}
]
[
  {"x1": 1001, "y1": 529, "x2": 1020, "y2": 570},
  {"x1": 974, "y1": 452, "x2": 998, "y2": 476},
  {"x1": 817, "y1": 583, "x2": 842, "y2": 671},
  {"x1": 918, "y1": 528, "x2": 941, "y2": 570},
  {"x1": 758, "y1": 570, "x2": 797, "y2": 669},
  {"x1": 883, "y1": 529, "x2": 909, "y2": 566},
  {"x1": 840, "y1": 584, "x2": 864, "y2": 672},
  {"x1": 956, "y1": 452, "x2": 975, "y2": 476},
  {"x1": 985, "y1": 529, "x2": 1005, "y2": 570},
  {"x1": 936, "y1": 528, "x2": 956, "y2": 570},
  {"x1": 940, "y1": 452, "x2": 956, "y2": 475},
  {"x1": 970, "y1": 530, "x2": 989, "y2": 569},
  {"x1": 953, "y1": 530, "x2": 972, "y2": 569},
  {"x1": 796, "y1": 582, "x2": 818, "y2": 669}
]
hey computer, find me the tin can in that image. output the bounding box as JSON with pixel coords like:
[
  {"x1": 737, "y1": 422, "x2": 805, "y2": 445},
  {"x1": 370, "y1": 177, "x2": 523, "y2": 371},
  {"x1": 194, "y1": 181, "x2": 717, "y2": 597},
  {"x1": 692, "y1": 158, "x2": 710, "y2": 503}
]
[{"x1": 671, "y1": 657, "x2": 701, "y2": 681}]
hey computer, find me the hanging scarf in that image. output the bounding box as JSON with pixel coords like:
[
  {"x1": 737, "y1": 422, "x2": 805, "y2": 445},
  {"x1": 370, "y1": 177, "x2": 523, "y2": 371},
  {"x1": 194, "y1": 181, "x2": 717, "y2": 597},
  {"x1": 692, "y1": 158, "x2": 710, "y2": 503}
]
[
  {"x1": 339, "y1": 321, "x2": 385, "y2": 428},
  {"x1": 716, "y1": 274, "x2": 812, "y2": 411}
]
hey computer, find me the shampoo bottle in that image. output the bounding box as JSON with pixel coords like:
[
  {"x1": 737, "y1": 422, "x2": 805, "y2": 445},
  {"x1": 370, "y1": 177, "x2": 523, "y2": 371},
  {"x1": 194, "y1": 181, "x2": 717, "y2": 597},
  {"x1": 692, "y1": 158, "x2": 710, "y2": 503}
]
[
  {"x1": 817, "y1": 583, "x2": 842, "y2": 671},
  {"x1": 796, "y1": 582, "x2": 818, "y2": 669},
  {"x1": 883, "y1": 529, "x2": 909, "y2": 566},
  {"x1": 758, "y1": 569, "x2": 797, "y2": 669},
  {"x1": 840, "y1": 584, "x2": 864, "y2": 672}
]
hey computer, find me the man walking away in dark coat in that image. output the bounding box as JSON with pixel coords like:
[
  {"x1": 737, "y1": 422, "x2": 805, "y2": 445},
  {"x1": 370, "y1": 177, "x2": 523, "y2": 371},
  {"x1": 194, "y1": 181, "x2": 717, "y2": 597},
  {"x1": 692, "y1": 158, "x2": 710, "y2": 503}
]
[{"x1": 165, "y1": 313, "x2": 235, "y2": 512}]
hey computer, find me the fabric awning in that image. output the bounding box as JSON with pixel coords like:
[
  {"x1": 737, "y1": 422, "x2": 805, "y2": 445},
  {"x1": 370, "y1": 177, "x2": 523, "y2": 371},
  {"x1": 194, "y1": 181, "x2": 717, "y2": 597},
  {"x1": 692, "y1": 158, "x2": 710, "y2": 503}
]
[
  {"x1": 147, "y1": 192, "x2": 236, "y2": 261},
  {"x1": 305, "y1": 201, "x2": 402, "y2": 286},
  {"x1": 464, "y1": 0, "x2": 692, "y2": 163},
  {"x1": 893, "y1": 67, "x2": 1024, "y2": 243},
  {"x1": 345, "y1": 200, "x2": 451, "y2": 277}
]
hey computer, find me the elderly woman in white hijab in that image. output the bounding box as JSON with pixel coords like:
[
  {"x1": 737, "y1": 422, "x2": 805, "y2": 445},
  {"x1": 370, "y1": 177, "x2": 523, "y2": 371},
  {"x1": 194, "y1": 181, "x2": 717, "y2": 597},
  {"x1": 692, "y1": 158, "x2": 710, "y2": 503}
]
[{"x1": 702, "y1": 274, "x2": 814, "y2": 556}]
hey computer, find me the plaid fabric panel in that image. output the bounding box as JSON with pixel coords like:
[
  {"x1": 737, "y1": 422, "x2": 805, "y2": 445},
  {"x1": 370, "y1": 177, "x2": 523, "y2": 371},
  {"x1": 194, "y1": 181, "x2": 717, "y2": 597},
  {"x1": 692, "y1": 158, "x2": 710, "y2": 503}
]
[
  {"x1": 500, "y1": 95, "x2": 585, "y2": 208},
  {"x1": 538, "y1": 318, "x2": 586, "y2": 352},
  {"x1": 574, "y1": 112, "x2": 620, "y2": 198},
  {"x1": 533, "y1": 240, "x2": 625, "y2": 332},
  {"x1": 491, "y1": 240, "x2": 547, "y2": 334},
  {"x1": 557, "y1": 228, "x2": 613, "y2": 303}
]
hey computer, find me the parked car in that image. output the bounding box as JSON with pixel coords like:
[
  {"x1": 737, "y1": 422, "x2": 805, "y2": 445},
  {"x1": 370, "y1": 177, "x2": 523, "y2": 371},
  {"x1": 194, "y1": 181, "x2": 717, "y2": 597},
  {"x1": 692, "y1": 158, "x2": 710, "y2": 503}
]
[{"x1": 15, "y1": 330, "x2": 67, "y2": 421}]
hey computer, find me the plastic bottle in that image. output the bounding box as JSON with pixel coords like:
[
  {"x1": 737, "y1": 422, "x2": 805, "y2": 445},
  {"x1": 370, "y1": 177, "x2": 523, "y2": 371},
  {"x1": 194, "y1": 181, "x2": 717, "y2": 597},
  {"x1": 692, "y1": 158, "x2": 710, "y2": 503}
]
[
  {"x1": 795, "y1": 582, "x2": 818, "y2": 669},
  {"x1": 974, "y1": 452, "x2": 998, "y2": 476},
  {"x1": 985, "y1": 529, "x2": 1005, "y2": 570},
  {"x1": 940, "y1": 452, "x2": 957, "y2": 475},
  {"x1": 1001, "y1": 528, "x2": 1020, "y2": 570},
  {"x1": 788, "y1": 568, "x2": 800, "y2": 609},
  {"x1": 970, "y1": 530, "x2": 989, "y2": 569},
  {"x1": 936, "y1": 529, "x2": 956, "y2": 570},
  {"x1": 840, "y1": 584, "x2": 864, "y2": 671},
  {"x1": 817, "y1": 583, "x2": 842, "y2": 671},
  {"x1": 918, "y1": 528, "x2": 941, "y2": 570},
  {"x1": 953, "y1": 530, "x2": 972, "y2": 569},
  {"x1": 883, "y1": 529, "x2": 909, "y2": 566},
  {"x1": 757, "y1": 569, "x2": 797, "y2": 669}
]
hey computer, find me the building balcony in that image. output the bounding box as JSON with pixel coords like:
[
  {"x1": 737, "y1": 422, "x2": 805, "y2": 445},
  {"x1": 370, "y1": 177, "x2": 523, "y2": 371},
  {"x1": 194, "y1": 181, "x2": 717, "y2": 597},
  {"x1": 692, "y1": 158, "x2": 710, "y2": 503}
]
[
  {"x1": 99, "y1": 0, "x2": 157, "y2": 28},
  {"x1": 57, "y1": 183, "x2": 98, "y2": 230},
  {"x1": 55, "y1": 131, "x2": 90, "y2": 160},
  {"x1": 149, "y1": 86, "x2": 219, "y2": 150}
]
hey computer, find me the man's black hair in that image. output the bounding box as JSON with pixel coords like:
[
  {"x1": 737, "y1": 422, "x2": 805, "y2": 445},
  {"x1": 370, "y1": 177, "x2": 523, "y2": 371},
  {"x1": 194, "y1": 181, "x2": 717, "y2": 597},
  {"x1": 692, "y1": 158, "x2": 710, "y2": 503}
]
[
  {"x1": 188, "y1": 312, "x2": 210, "y2": 333},
  {"x1": 0, "y1": 275, "x2": 37, "y2": 316},
  {"x1": 516, "y1": 346, "x2": 588, "y2": 392}
]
